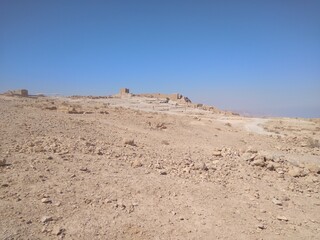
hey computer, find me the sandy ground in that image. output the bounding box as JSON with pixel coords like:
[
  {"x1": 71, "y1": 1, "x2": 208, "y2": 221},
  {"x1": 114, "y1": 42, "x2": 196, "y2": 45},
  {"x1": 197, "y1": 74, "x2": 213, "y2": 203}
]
[{"x1": 0, "y1": 94, "x2": 320, "y2": 239}]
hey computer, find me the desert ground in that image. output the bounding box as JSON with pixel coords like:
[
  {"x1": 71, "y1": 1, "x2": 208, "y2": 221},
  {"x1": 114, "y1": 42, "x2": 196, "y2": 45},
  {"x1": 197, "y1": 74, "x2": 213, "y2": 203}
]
[{"x1": 0, "y1": 92, "x2": 319, "y2": 239}]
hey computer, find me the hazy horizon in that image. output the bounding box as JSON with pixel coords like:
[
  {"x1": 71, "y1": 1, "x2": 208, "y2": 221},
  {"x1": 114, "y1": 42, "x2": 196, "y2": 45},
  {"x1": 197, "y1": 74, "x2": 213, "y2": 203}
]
[{"x1": 1, "y1": 0, "x2": 319, "y2": 118}]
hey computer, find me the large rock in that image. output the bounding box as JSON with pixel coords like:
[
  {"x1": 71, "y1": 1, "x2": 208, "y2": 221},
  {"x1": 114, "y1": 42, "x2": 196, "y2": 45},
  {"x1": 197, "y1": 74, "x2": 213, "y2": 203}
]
[
  {"x1": 251, "y1": 156, "x2": 266, "y2": 167},
  {"x1": 304, "y1": 164, "x2": 320, "y2": 174},
  {"x1": 288, "y1": 166, "x2": 304, "y2": 177}
]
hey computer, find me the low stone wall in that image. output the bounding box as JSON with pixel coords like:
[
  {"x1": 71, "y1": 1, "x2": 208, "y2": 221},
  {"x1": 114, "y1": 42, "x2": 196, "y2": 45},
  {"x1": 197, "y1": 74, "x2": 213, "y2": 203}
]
[{"x1": 4, "y1": 89, "x2": 28, "y2": 97}]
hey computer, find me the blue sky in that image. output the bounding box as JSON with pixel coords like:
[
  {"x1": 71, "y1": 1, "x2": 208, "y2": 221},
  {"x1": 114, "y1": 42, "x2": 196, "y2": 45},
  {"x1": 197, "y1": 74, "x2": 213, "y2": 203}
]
[{"x1": 1, "y1": 0, "x2": 319, "y2": 117}]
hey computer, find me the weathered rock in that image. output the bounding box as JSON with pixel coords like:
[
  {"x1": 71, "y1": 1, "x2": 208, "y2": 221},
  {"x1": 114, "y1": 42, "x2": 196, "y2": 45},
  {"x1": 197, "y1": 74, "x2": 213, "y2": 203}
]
[
  {"x1": 132, "y1": 159, "x2": 143, "y2": 168},
  {"x1": 277, "y1": 216, "x2": 288, "y2": 221},
  {"x1": 41, "y1": 216, "x2": 53, "y2": 223},
  {"x1": 272, "y1": 198, "x2": 283, "y2": 206},
  {"x1": 257, "y1": 223, "x2": 266, "y2": 229},
  {"x1": 288, "y1": 167, "x2": 303, "y2": 177},
  {"x1": 160, "y1": 170, "x2": 167, "y2": 175},
  {"x1": 305, "y1": 164, "x2": 320, "y2": 174},
  {"x1": 212, "y1": 151, "x2": 222, "y2": 157},
  {"x1": 52, "y1": 226, "x2": 64, "y2": 235},
  {"x1": 251, "y1": 156, "x2": 265, "y2": 167},
  {"x1": 41, "y1": 197, "x2": 52, "y2": 203},
  {"x1": 44, "y1": 106, "x2": 57, "y2": 110},
  {"x1": 0, "y1": 158, "x2": 6, "y2": 166},
  {"x1": 266, "y1": 162, "x2": 275, "y2": 171},
  {"x1": 246, "y1": 147, "x2": 258, "y2": 153},
  {"x1": 201, "y1": 163, "x2": 209, "y2": 171},
  {"x1": 241, "y1": 153, "x2": 256, "y2": 161}
]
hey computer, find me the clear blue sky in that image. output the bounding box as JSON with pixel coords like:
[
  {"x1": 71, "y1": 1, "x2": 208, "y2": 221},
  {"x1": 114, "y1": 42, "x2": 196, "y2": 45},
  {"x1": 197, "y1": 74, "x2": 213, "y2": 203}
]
[{"x1": 1, "y1": 0, "x2": 319, "y2": 117}]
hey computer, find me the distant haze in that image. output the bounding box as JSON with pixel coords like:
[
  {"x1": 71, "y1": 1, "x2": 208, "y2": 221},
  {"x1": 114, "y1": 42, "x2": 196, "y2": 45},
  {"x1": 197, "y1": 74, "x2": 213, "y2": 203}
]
[{"x1": 1, "y1": 1, "x2": 319, "y2": 118}]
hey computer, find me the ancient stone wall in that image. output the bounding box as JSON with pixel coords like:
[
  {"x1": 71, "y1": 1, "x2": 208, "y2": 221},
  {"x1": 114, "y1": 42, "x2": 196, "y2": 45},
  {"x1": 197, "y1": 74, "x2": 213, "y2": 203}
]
[
  {"x1": 120, "y1": 88, "x2": 130, "y2": 95},
  {"x1": 4, "y1": 89, "x2": 28, "y2": 97}
]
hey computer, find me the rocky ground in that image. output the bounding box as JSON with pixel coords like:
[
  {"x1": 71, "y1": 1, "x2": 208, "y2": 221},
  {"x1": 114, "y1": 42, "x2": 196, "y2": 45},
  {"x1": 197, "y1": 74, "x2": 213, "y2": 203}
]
[{"x1": 0, "y1": 94, "x2": 319, "y2": 239}]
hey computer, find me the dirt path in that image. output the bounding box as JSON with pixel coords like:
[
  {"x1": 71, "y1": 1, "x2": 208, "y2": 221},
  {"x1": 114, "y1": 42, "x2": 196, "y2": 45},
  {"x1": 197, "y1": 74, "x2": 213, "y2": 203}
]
[{"x1": 244, "y1": 118, "x2": 271, "y2": 135}]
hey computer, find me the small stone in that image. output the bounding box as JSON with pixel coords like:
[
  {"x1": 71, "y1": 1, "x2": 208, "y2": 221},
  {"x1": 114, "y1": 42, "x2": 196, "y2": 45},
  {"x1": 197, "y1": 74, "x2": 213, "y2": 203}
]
[
  {"x1": 47, "y1": 156, "x2": 53, "y2": 160},
  {"x1": 288, "y1": 167, "x2": 303, "y2": 177},
  {"x1": 212, "y1": 151, "x2": 222, "y2": 157},
  {"x1": 160, "y1": 170, "x2": 167, "y2": 175},
  {"x1": 41, "y1": 198, "x2": 52, "y2": 203},
  {"x1": 277, "y1": 216, "x2": 288, "y2": 221},
  {"x1": 251, "y1": 157, "x2": 265, "y2": 167},
  {"x1": 0, "y1": 158, "x2": 7, "y2": 166},
  {"x1": 41, "y1": 216, "x2": 53, "y2": 223},
  {"x1": 132, "y1": 159, "x2": 143, "y2": 168},
  {"x1": 257, "y1": 223, "x2": 266, "y2": 229},
  {"x1": 272, "y1": 198, "x2": 283, "y2": 206},
  {"x1": 266, "y1": 163, "x2": 275, "y2": 171},
  {"x1": 246, "y1": 147, "x2": 258, "y2": 153},
  {"x1": 52, "y1": 226, "x2": 64, "y2": 235},
  {"x1": 80, "y1": 167, "x2": 90, "y2": 172},
  {"x1": 305, "y1": 164, "x2": 320, "y2": 174},
  {"x1": 241, "y1": 153, "x2": 256, "y2": 161},
  {"x1": 201, "y1": 163, "x2": 209, "y2": 171}
]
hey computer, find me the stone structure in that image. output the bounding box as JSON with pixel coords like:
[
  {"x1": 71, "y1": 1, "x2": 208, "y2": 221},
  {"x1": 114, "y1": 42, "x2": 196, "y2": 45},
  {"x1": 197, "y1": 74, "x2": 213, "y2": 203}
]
[
  {"x1": 120, "y1": 88, "x2": 130, "y2": 95},
  {"x1": 117, "y1": 88, "x2": 191, "y2": 104},
  {"x1": 4, "y1": 89, "x2": 28, "y2": 97},
  {"x1": 135, "y1": 92, "x2": 191, "y2": 104}
]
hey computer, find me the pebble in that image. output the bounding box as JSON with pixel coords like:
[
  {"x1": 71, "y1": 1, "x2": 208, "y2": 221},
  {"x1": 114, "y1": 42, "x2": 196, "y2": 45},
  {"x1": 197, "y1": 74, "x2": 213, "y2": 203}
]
[
  {"x1": 41, "y1": 197, "x2": 52, "y2": 203},
  {"x1": 52, "y1": 226, "x2": 64, "y2": 235},
  {"x1": 160, "y1": 170, "x2": 167, "y2": 175},
  {"x1": 272, "y1": 198, "x2": 283, "y2": 206},
  {"x1": 266, "y1": 163, "x2": 275, "y2": 171},
  {"x1": 251, "y1": 158, "x2": 265, "y2": 167},
  {"x1": 288, "y1": 167, "x2": 303, "y2": 177},
  {"x1": 132, "y1": 159, "x2": 143, "y2": 168},
  {"x1": 212, "y1": 151, "x2": 222, "y2": 157},
  {"x1": 201, "y1": 163, "x2": 209, "y2": 171},
  {"x1": 80, "y1": 167, "x2": 90, "y2": 172},
  {"x1": 277, "y1": 216, "x2": 289, "y2": 221},
  {"x1": 41, "y1": 216, "x2": 53, "y2": 223},
  {"x1": 241, "y1": 153, "x2": 256, "y2": 161},
  {"x1": 0, "y1": 158, "x2": 7, "y2": 166}
]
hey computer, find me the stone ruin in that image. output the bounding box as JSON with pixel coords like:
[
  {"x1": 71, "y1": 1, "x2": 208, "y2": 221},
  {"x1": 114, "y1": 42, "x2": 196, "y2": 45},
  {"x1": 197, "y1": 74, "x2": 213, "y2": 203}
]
[
  {"x1": 3, "y1": 89, "x2": 29, "y2": 97},
  {"x1": 119, "y1": 88, "x2": 191, "y2": 104},
  {"x1": 120, "y1": 88, "x2": 130, "y2": 95}
]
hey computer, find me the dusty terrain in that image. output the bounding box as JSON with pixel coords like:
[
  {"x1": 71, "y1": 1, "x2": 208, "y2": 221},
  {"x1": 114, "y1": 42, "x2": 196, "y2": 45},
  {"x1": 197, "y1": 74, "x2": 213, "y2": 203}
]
[{"x1": 0, "y1": 94, "x2": 320, "y2": 239}]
